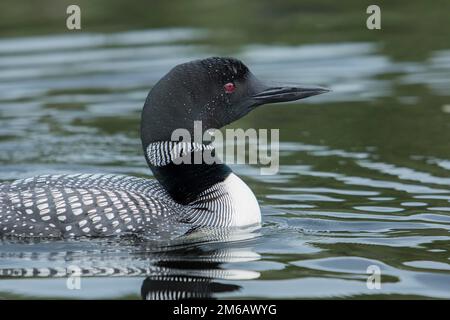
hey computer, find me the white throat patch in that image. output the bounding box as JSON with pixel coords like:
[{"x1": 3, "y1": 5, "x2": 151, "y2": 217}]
[{"x1": 223, "y1": 173, "x2": 261, "y2": 227}]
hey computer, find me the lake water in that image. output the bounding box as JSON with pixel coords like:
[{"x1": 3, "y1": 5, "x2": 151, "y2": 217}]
[{"x1": 0, "y1": 4, "x2": 450, "y2": 299}]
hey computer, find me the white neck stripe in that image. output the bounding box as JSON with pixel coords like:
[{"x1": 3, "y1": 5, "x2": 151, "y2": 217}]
[{"x1": 146, "y1": 141, "x2": 214, "y2": 167}]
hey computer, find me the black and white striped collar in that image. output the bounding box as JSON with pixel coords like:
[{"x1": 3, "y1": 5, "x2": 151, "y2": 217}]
[
  {"x1": 144, "y1": 141, "x2": 231, "y2": 205},
  {"x1": 146, "y1": 141, "x2": 215, "y2": 167}
]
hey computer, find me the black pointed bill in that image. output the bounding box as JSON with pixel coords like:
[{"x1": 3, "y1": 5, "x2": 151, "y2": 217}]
[{"x1": 252, "y1": 84, "x2": 330, "y2": 104}]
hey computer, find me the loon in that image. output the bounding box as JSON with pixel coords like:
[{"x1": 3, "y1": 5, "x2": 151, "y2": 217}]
[{"x1": 0, "y1": 57, "x2": 329, "y2": 239}]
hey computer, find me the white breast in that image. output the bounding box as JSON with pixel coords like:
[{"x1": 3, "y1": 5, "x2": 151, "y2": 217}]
[{"x1": 222, "y1": 173, "x2": 261, "y2": 227}]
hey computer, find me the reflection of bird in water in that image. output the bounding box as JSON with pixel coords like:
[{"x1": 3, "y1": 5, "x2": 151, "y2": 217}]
[
  {"x1": 141, "y1": 276, "x2": 241, "y2": 300},
  {"x1": 140, "y1": 245, "x2": 260, "y2": 300},
  {"x1": 0, "y1": 238, "x2": 260, "y2": 299}
]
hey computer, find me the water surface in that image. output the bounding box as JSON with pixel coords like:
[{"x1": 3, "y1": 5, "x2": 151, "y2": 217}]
[{"x1": 0, "y1": 6, "x2": 450, "y2": 299}]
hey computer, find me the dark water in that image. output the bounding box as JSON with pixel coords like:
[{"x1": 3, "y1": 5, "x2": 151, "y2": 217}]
[{"x1": 1, "y1": 1, "x2": 450, "y2": 299}]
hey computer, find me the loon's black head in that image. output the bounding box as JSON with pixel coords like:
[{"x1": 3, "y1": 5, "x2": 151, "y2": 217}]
[
  {"x1": 141, "y1": 57, "x2": 330, "y2": 204},
  {"x1": 141, "y1": 57, "x2": 329, "y2": 145}
]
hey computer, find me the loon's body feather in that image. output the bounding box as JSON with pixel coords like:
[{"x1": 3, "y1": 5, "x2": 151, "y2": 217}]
[
  {"x1": 0, "y1": 173, "x2": 260, "y2": 238},
  {"x1": 0, "y1": 174, "x2": 182, "y2": 238}
]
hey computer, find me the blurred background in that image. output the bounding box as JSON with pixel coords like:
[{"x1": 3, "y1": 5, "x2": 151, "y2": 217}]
[{"x1": 0, "y1": 0, "x2": 449, "y2": 299}]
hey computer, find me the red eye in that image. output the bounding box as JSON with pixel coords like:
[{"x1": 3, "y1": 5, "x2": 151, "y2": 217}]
[{"x1": 224, "y1": 82, "x2": 235, "y2": 93}]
